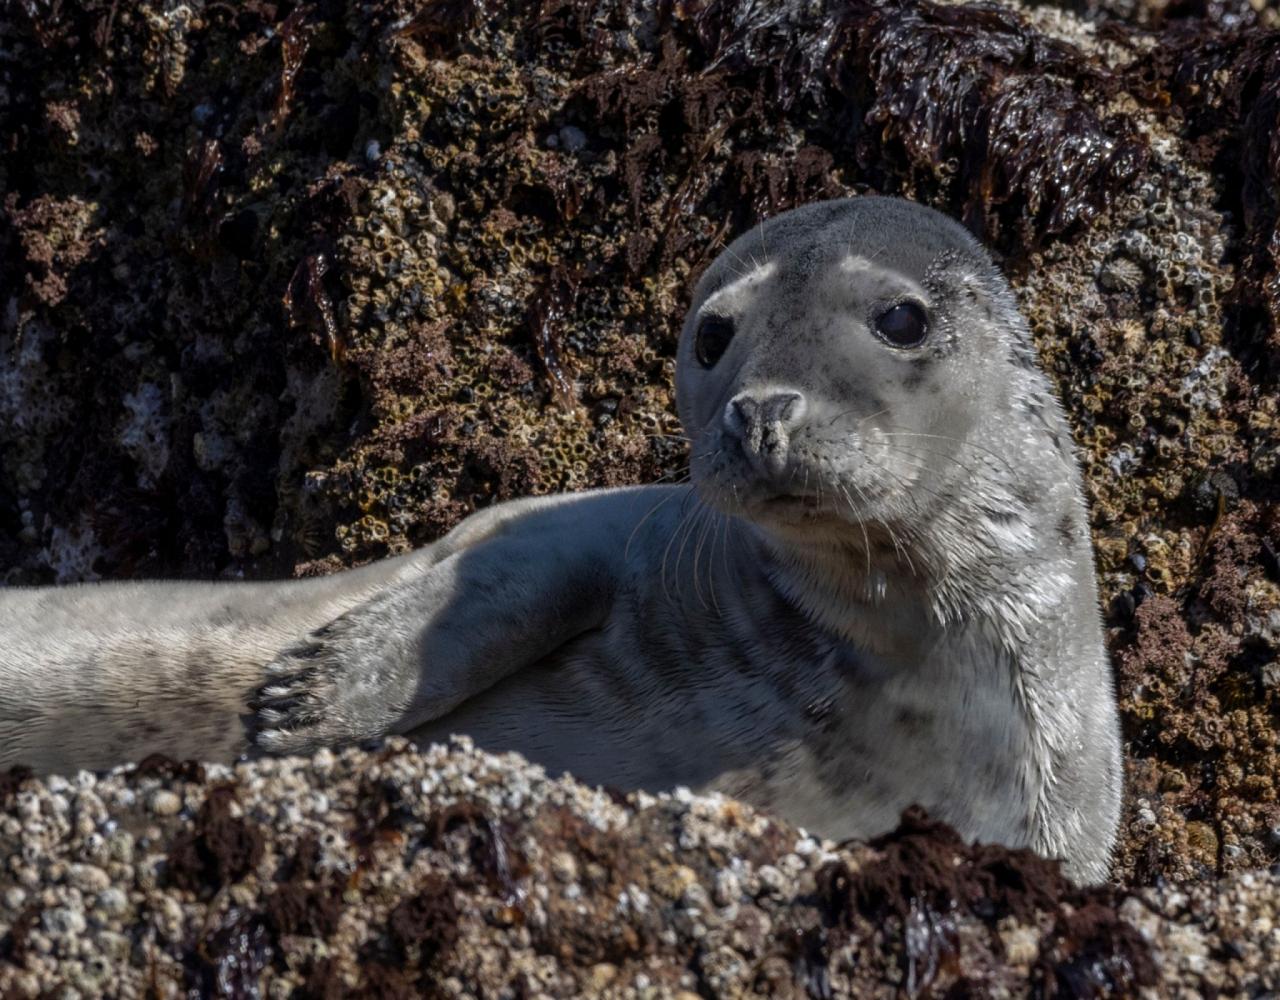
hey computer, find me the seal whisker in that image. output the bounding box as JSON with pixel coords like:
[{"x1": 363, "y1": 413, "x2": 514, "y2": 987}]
[
  {"x1": 886, "y1": 521, "x2": 917, "y2": 577},
  {"x1": 809, "y1": 431, "x2": 994, "y2": 488},
  {"x1": 660, "y1": 489, "x2": 706, "y2": 602},
  {"x1": 876, "y1": 428, "x2": 1020, "y2": 478},
  {"x1": 696, "y1": 504, "x2": 716, "y2": 612},
  {"x1": 700, "y1": 505, "x2": 725, "y2": 616},
  {"x1": 645, "y1": 433, "x2": 694, "y2": 445},
  {"x1": 818, "y1": 406, "x2": 890, "y2": 431},
  {"x1": 808, "y1": 435, "x2": 992, "y2": 511},
  {"x1": 836, "y1": 480, "x2": 874, "y2": 586},
  {"x1": 713, "y1": 510, "x2": 731, "y2": 614},
  {"x1": 827, "y1": 449, "x2": 961, "y2": 512},
  {"x1": 863, "y1": 449, "x2": 964, "y2": 500},
  {"x1": 862, "y1": 452, "x2": 962, "y2": 520},
  {"x1": 684, "y1": 501, "x2": 714, "y2": 606},
  {"x1": 645, "y1": 470, "x2": 688, "y2": 488},
  {"x1": 841, "y1": 471, "x2": 918, "y2": 580},
  {"x1": 865, "y1": 444, "x2": 1017, "y2": 521},
  {"x1": 665, "y1": 494, "x2": 696, "y2": 596},
  {"x1": 869, "y1": 439, "x2": 1004, "y2": 488},
  {"x1": 876, "y1": 442, "x2": 992, "y2": 485},
  {"x1": 685, "y1": 503, "x2": 712, "y2": 610},
  {"x1": 718, "y1": 242, "x2": 762, "y2": 283},
  {"x1": 626, "y1": 485, "x2": 688, "y2": 562},
  {"x1": 699, "y1": 503, "x2": 724, "y2": 612}
]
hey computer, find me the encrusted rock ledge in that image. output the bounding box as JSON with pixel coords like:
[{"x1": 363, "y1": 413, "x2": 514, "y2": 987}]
[{"x1": 1, "y1": 740, "x2": 1275, "y2": 998}]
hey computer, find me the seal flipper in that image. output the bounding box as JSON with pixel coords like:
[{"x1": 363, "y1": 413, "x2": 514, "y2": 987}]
[
  {"x1": 252, "y1": 588, "x2": 433, "y2": 752},
  {"x1": 251, "y1": 500, "x2": 623, "y2": 756}
]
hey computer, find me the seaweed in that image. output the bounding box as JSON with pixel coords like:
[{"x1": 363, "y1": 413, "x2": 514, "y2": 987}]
[
  {"x1": 134, "y1": 754, "x2": 208, "y2": 784},
  {"x1": 430, "y1": 801, "x2": 530, "y2": 914},
  {"x1": 274, "y1": 6, "x2": 313, "y2": 128},
  {"x1": 263, "y1": 878, "x2": 344, "y2": 939},
  {"x1": 816, "y1": 808, "x2": 1157, "y2": 996},
  {"x1": 817, "y1": 0, "x2": 1147, "y2": 248},
  {"x1": 526, "y1": 264, "x2": 580, "y2": 409},
  {"x1": 350, "y1": 772, "x2": 417, "y2": 859},
  {"x1": 385, "y1": 875, "x2": 461, "y2": 966},
  {"x1": 13, "y1": 0, "x2": 119, "y2": 51},
  {"x1": 0, "y1": 765, "x2": 34, "y2": 810},
  {"x1": 284, "y1": 251, "x2": 344, "y2": 364},
  {"x1": 394, "y1": 0, "x2": 493, "y2": 56},
  {"x1": 350, "y1": 874, "x2": 459, "y2": 998},
  {"x1": 1035, "y1": 902, "x2": 1159, "y2": 998},
  {"x1": 182, "y1": 138, "x2": 226, "y2": 225},
  {"x1": 0, "y1": 903, "x2": 38, "y2": 967},
  {"x1": 528, "y1": 804, "x2": 660, "y2": 966},
  {"x1": 181, "y1": 907, "x2": 274, "y2": 999},
  {"x1": 166, "y1": 784, "x2": 267, "y2": 892},
  {"x1": 659, "y1": 0, "x2": 1148, "y2": 250},
  {"x1": 818, "y1": 808, "x2": 1069, "y2": 929}
]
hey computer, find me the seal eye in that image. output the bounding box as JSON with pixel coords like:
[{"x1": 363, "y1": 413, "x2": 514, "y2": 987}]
[
  {"x1": 695, "y1": 315, "x2": 735, "y2": 368},
  {"x1": 874, "y1": 302, "x2": 929, "y2": 348}
]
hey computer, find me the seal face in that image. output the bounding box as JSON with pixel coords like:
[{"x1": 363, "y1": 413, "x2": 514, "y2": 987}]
[
  {"x1": 0, "y1": 197, "x2": 1122, "y2": 884},
  {"x1": 681, "y1": 200, "x2": 1028, "y2": 553}
]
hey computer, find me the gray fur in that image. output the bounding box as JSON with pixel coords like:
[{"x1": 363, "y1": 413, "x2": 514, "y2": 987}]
[{"x1": 0, "y1": 197, "x2": 1121, "y2": 884}]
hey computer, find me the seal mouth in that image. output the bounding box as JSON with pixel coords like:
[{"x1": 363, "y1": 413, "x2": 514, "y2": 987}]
[
  {"x1": 761, "y1": 492, "x2": 814, "y2": 508},
  {"x1": 753, "y1": 491, "x2": 826, "y2": 519}
]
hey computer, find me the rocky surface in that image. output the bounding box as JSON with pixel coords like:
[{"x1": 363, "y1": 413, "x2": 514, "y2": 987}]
[
  {"x1": 1, "y1": 738, "x2": 1277, "y2": 999},
  {"x1": 3, "y1": 0, "x2": 1280, "y2": 992}
]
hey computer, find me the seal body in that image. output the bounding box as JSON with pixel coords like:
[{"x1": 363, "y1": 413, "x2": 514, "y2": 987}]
[{"x1": 0, "y1": 197, "x2": 1122, "y2": 884}]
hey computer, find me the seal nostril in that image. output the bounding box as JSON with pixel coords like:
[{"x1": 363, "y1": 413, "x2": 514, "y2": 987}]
[
  {"x1": 724, "y1": 396, "x2": 756, "y2": 439},
  {"x1": 768, "y1": 391, "x2": 805, "y2": 427},
  {"x1": 725, "y1": 392, "x2": 805, "y2": 444}
]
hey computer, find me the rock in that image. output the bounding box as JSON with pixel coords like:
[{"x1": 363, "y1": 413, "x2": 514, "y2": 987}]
[
  {"x1": 0, "y1": 741, "x2": 1273, "y2": 996},
  {"x1": 3, "y1": 0, "x2": 1280, "y2": 987}
]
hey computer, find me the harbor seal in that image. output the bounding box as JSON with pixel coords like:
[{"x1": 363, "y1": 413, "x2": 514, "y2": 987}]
[{"x1": 0, "y1": 197, "x2": 1121, "y2": 884}]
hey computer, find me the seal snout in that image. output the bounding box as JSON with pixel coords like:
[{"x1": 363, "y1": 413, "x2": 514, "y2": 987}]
[{"x1": 723, "y1": 388, "x2": 807, "y2": 479}]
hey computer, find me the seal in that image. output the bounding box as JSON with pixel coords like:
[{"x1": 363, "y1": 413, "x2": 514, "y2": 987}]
[{"x1": 0, "y1": 197, "x2": 1121, "y2": 884}]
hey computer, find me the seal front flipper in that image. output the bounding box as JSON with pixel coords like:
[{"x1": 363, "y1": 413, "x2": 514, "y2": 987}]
[{"x1": 251, "y1": 498, "x2": 622, "y2": 755}]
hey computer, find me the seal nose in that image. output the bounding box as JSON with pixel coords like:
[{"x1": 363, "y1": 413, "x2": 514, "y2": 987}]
[{"x1": 723, "y1": 389, "x2": 807, "y2": 477}]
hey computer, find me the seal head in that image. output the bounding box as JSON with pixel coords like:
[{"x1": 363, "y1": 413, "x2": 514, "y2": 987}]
[{"x1": 678, "y1": 197, "x2": 1086, "y2": 630}]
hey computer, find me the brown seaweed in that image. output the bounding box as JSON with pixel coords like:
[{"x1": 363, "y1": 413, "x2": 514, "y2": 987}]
[
  {"x1": 527, "y1": 264, "x2": 581, "y2": 409},
  {"x1": 283, "y1": 251, "x2": 344, "y2": 363}
]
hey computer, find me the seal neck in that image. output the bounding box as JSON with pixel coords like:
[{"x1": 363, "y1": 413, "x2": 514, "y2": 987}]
[
  {"x1": 754, "y1": 528, "x2": 941, "y2": 656},
  {"x1": 752, "y1": 511, "x2": 1118, "y2": 880},
  {"x1": 752, "y1": 507, "x2": 1080, "y2": 659}
]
